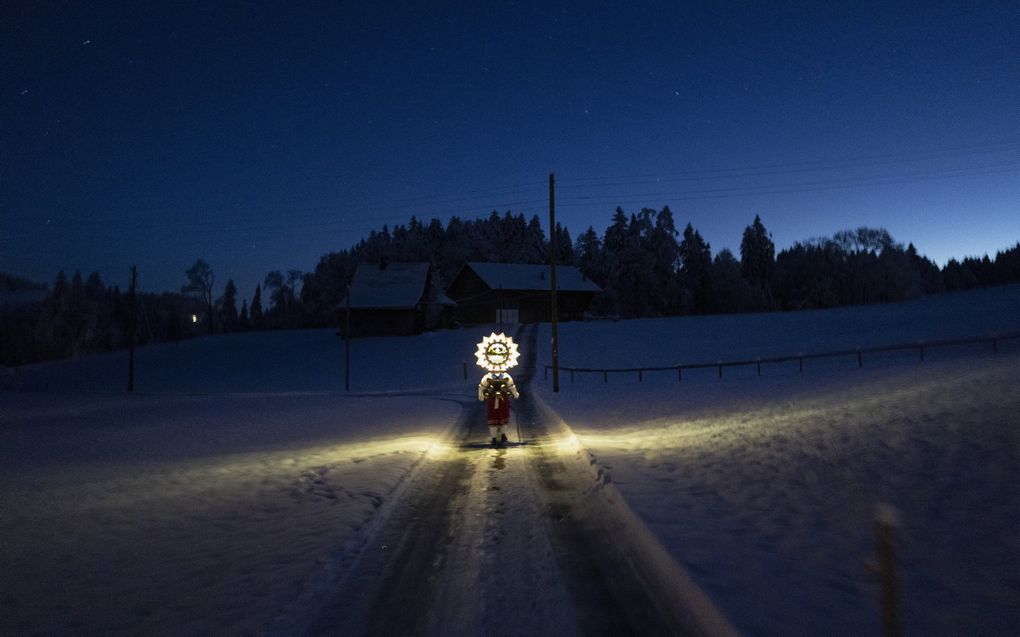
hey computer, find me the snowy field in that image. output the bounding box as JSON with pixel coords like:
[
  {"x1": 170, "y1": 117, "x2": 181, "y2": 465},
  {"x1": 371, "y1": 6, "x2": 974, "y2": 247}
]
[
  {"x1": 2, "y1": 287, "x2": 1019, "y2": 635},
  {"x1": 0, "y1": 326, "x2": 492, "y2": 635},
  {"x1": 536, "y1": 285, "x2": 1020, "y2": 635},
  {"x1": 3, "y1": 324, "x2": 491, "y2": 394}
]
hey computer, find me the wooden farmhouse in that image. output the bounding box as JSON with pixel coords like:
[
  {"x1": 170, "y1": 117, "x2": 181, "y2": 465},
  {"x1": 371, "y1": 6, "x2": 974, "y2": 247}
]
[
  {"x1": 339, "y1": 262, "x2": 455, "y2": 337},
  {"x1": 446, "y1": 262, "x2": 601, "y2": 324}
]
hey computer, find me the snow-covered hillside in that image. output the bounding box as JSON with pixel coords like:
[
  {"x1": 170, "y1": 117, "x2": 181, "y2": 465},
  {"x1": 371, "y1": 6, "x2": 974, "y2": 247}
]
[
  {"x1": 536, "y1": 284, "x2": 1020, "y2": 635},
  {"x1": 2, "y1": 286, "x2": 1018, "y2": 635},
  {"x1": 546, "y1": 284, "x2": 1020, "y2": 373}
]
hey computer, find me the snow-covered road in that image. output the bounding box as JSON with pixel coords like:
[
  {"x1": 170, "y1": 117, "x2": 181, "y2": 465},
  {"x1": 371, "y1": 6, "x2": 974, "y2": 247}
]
[
  {"x1": 1, "y1": 325, "x2": 734, "y2": 636},
  {"x1": 279, "y1": 326, "x2": 735, "y2": 636},
  {"x1": 285, "y1": 401, "x2": 586, "y2": 636},
  {"x1": 4, "y1": 286, "x2": 1017, "y2": 634}
]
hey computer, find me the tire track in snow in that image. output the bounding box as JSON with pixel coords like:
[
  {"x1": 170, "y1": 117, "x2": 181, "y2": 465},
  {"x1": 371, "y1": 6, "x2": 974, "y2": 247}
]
[
  {"x1": 515, "y1": 324, "x2": 736, "y2": 636},
  {"x1": 295, "y1": 323, "x2": 735, "y2": 636}
]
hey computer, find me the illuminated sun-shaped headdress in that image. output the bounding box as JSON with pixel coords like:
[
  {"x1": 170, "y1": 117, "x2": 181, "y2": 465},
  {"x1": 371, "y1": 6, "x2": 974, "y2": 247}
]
[{"x1": 475, "y1": 332, "x2": 520, "y2": 372}]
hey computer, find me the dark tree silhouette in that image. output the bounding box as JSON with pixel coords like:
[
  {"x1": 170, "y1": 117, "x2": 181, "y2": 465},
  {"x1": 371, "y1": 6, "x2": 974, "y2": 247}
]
[
  {"x1": 740, "y1": 214, "x2": 775, "y2": 305},
  {"x1": 678, "y1": 223, "x2": 713, "y2": 313},
  {"x1": 711, "y1": 249, "x2": 760, "y2": 313},
  {"x1": 182, "y1": 260, "x2": 215, "y2": 334},
  {"x1": 238, "y1": 299, "x2": 250, "y2": 331},
  {"x1": 165, "y1": 306, "x2": 183, "y2": 344},
  {"x1": 250, "y1": 284, "x2": 264, "y2": 329},
  {"x1": 219, "y1": 279, "x2": 239, "y2": 332},
  {"x1": 4, "y1": 206, "x2": 1019, "y2": 367},
  {"x1": 264, "y1": 270, "x2": 299, "y2": 327},
  {"x1": 554, "y1": 222, "x2": 574, "y2": 266},
  {"x1": 649, "y1": 206, "x2": 681, "y2": 315}
]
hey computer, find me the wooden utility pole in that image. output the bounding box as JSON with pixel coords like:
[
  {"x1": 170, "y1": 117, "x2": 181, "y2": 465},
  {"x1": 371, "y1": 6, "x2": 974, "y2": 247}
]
[
  {"x1": 127, "y1": 265, "x2": 137, "y2": 393},
  {"x1": 549, "y1": 173, "x2": 560, "y2": 393},
  {"x1": 874, "y1": 504, "x2": 903, "y2": 637},
  {"x1": 345, "y1": 285, "x2": 351, "y2": 392}
]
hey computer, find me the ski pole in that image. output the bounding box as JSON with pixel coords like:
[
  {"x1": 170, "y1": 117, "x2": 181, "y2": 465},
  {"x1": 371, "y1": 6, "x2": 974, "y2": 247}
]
[{"x1": 515, "y1": 400, "x2": 522, "y2": 444}]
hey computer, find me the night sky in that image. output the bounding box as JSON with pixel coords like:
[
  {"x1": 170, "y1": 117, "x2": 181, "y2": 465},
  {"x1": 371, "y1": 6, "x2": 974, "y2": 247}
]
[{"x1": 2, "y1": 1, "x2": 1018, "y2": 298}]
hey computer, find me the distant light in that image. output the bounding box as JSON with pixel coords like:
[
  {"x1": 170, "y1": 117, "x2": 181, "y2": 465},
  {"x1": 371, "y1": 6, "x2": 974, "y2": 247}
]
[{"x1": 191, "y1": 314, "x2": 199, "y2": 323}]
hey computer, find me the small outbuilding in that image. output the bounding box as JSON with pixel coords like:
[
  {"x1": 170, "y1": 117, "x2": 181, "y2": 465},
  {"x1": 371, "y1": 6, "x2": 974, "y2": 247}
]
[
  {"x1": 339, "y1": 261, "x2": 454, "y2": 337},
  {"x1": 446, "y1": 262, "x2": 601, "y2": 324}
]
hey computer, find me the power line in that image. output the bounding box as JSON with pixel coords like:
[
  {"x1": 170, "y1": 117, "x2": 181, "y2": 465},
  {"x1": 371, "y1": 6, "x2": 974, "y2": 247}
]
[
  {"x1": 3, "y1": 162, "x2": 1015, "y2": 259},
  {"x1": 0, "y1": 195, "x2": 551, "y2": 241},
  {"x1": 9, "y1": 140, "x2": 1016, "y2": 240},
  {"x1": 5, "y1": 138, "x2": 1016, "y2": 243},
  {"x1": 2, "y1": 181, "x2": 549, "y2": 231},
  {"x1": 7, "y1": 152, "x2": 1017, "y2": 245},
  {"x1": 4, "y1": 138, "x2": 1018, "y2": 283},
  {"x1": 561, "y1": 161, "x2": 1020, "y2": 206},
  {"x1": 555, "y1": 139, "x2": 1020, "y2": 186}
]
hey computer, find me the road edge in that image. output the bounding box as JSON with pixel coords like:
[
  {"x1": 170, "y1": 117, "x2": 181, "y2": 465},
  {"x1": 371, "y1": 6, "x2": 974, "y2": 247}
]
[
  {"x1": 530, "y1": 391, "x2": 742, "y2": 637},
  {"x1": 264, "y1": 392, "x2": 473, "y2": 636}
]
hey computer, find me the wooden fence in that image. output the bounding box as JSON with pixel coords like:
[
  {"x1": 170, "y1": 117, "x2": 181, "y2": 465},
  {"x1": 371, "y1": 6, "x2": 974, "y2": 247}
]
[{"x1": 543, "y1": 331, "x2": 1020, "y2": 384}]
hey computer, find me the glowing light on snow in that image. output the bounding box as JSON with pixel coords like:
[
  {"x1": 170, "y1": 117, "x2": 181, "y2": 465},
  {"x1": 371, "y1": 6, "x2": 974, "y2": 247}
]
[
  {"x1": 570, "y1": 421, "x2": 723, "y2": 452},
  {"x1": 427, "y1": 440, "x2": 456, "y2": 458},
  {"x1": 474, "y1": 332, "x2": 520, "y2": 372},
  {"x1": 554, "y1": 433, "x2": 582, "y2": 454}
]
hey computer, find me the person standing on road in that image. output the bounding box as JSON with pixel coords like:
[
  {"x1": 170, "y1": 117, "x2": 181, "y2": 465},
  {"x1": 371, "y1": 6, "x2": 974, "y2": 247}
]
[
  {"x1": 474, "y1": 332, "x2": 521, "y2": 447},
  {"x1": 479, "y1": 371, "x2": 519, "y2": 445}
]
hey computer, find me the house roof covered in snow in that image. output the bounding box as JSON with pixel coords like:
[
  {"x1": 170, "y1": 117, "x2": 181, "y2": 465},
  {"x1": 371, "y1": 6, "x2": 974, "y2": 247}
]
[
  {"x1": 343, "y1": 262, "x2": 431, "y2": 310},
  {"x1": 459, "y1": 262, "x2": 601, "y2": 293}
]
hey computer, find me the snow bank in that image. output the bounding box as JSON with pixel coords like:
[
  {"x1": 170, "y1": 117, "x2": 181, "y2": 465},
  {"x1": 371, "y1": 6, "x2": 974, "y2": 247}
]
[
  {"x1": 1, "y1": 326, "x2": 492, "y2": 634},
  {"x1": 535, "y1": 286, "x2": 1020, "y2": 635},
  {"x1": 529, "y1": 392, "x2": 740, "y2": 637}
]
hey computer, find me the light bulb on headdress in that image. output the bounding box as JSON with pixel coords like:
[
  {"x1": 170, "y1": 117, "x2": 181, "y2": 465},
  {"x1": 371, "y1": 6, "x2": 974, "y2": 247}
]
[{"x1": 475, "y1": 332, "x2": 520, "y2": 372}]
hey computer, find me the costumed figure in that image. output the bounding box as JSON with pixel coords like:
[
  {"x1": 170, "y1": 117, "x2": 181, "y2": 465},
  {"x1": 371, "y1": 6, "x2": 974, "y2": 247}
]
[{"x1": 475, "y1": 332, "x2": 521, "y2": 446}]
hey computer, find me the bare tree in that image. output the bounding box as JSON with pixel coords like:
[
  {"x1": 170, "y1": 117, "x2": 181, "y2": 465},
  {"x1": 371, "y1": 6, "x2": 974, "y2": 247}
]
[{"x1": 182, "y1": 259, "x2": 215, "y2": 334}]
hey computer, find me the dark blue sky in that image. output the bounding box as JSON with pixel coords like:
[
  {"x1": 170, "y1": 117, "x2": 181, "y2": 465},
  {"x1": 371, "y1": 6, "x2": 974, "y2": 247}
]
[{"x1": 2, "y1": 1, "x2": 1018, "y2": 298}]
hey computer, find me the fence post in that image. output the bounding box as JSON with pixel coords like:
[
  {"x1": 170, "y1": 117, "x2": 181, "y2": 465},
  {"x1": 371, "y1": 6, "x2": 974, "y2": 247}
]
[
  {"x1": 463, "y1": 361, "x2": 468, "y2": 380},
  {"x1": 544, "y1": 366, "x2": 548, "y2": 381},
  {"x1": 873, "y1": 504, "x2": 903, "y2": 637},
  {"x1": 552, "y1": 334, "x2": 1015, "y2": 385}
]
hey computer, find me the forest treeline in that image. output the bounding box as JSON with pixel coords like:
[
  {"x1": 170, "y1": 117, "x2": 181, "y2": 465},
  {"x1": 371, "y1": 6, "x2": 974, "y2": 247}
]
[{"x1": 2, "y1": 208, "x2": 1019, "y2": 366}]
